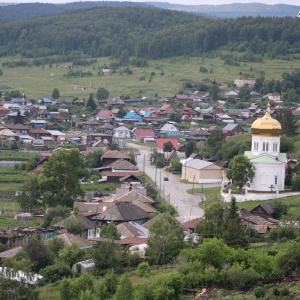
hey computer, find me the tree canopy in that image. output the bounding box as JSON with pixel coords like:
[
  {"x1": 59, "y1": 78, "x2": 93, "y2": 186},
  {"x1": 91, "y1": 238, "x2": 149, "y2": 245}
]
[
  {"x1": 96, "y1": 87, "x2": 110, "y2": 101},
  {"x1": 39, "y1": 149, "x2": 88, "y2": 207},
  {"x1": 147, "y1": 213, "x2": 184, "y2": 264},
  {"x1": 227, "y1": 154, "x2": 255, "y2": 191}
]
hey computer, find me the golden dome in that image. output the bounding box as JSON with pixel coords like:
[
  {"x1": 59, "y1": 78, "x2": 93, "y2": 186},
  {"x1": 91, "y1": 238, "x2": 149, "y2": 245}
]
[{"x1": 251, "y1": 105, "x2": 281, "y2": 136}]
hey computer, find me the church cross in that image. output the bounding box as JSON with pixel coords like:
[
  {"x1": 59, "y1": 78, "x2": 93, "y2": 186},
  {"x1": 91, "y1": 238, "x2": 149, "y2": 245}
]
[{"x1": 269, "y1": 184, "x2": 275, "y2": 192}]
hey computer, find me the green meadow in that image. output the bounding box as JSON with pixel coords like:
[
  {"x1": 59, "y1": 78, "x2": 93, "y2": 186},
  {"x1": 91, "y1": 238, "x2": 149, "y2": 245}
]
[{"x1": 1, "y1": 53, "x2": 300, "y2": 101}]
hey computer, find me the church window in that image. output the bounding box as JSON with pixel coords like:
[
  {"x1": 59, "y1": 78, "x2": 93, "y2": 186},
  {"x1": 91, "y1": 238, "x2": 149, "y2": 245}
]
[
  {"x1": 266, "y1": 142, "x2": 269, "y2": 151},
  {"x1": 254, "y1": 142, "x2": 258, "y2": 151},
  {"x1": 273, "y1": 142, "x2": 277, "y2": 152},
  {"x1": 275, "y1": 175, "x2": 278, "y2": 185},
  {"x1": 263, "y1": 142, "x2": 266, "y2": 151}
]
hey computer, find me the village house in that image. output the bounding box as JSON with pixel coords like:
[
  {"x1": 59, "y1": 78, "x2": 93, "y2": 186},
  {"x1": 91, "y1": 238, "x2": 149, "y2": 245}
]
[
  {"x1": 114, "y1": 126, "x2": 131, "y2": 138},
  {"x1": 73, "y1": 98, "x2": 86, "y2": 106},
  {"x1": 91, "y1": 202, "x2": 152, "y2": 225},
  {"x1": 159, "y1": 123, "x2": 180, "y2": 137},
  {"x1": 96, "y1": 110, "x2": 115, "y2": 121},
  {"x1": 156, "y1": 138, "x2": 179, "y2": 153},
  {"x1": 101, "y1": 150, "x2": 131, "y2": 166},
  {"x1": 47, "y1": 130, "x2": 66, "y2": 142},
  {"x1": 29, "y1": 127, "x2": 51, "y2": 139},
  {"x1": 123, "y1": 111, "x2": 143, "y2": 123},
  {"x1": 181, "y1": 158, "x2": 227, "y2": 184},
  {"x1": 0, "y1": 128, "x2": 16, "y2": 140},
  {"x1": 53, "y1": 213, "x2": 101, "y2": 240},
  {"x1": 234, "y1": 76, "x2": 256, "y2": 87},
  {"x1": 37, "y1": 109, "x2": 51, "y2": 119},
  {"x1": 263, "y1": 93, "x2": 281, "y2": 103},
  {"x1": 81, "y1": 120, "x2": 101, "y2": 132},
  {"x1": 222, "y1": 124, "x2": 245, "y2": 136},
  {"x1": 172, "y1": 94, "x2": 195, "y2": 103},
  {"x1": 52, "y1": 115, "x2": 68, "y2": 123},
  {"x1": 158, "y1": 104, "x2": 176, "y2": 116},
  {"x1": 100, "y1": 159, "x2": 139, "y2": 173},
  {"x1": 238, "y1": 208, "x2": 279, "y2": 235},
  {"x1": 186, "y1": 128, "x2": 210, "y2": 143},
  {"x1": 0, "y1": 106, "x2": 10, "y2": 118},
  {"x1": 107, "y1": 97, "x2": 125, "y2": 106},
  {"x1": 5, "y1": 124, "x2": 30, "y2": 135},
  {"x1": 132, "y1": 128, "x2": 155, "y2": 143}
]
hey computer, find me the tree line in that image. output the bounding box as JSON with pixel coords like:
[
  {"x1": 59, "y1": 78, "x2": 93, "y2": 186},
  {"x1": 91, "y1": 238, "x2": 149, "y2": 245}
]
[{"x1": 0, "y1": 7, "x2": 299, "y2": 60}]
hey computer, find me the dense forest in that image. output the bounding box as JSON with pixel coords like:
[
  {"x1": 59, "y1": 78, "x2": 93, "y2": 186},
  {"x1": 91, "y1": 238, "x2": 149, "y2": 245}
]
[{"x1": 0, "y1": 6, "x2": 299, "y2": 60}]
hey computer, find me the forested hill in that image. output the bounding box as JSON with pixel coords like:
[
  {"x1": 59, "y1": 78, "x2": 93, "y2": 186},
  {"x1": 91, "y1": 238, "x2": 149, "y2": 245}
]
[
  {"x1": 0, "y1": 6, "x2": 299, "y2": 60},
  {"x1": 0, "y1": 1, "x2": 299, "y2": 24},
  {"x1": 147, "y1": 2, "x2": 300, "y2": 18},
  {"x1": 0, "y1": 1, "x2": 150, "y2": 23}
]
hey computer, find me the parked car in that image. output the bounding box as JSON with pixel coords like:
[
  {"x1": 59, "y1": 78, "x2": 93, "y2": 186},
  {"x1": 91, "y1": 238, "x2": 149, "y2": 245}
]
[
  {"x1": 163, "y1": 177, "x2": 169, "y2": 181},
  {"x1": 137, "y1": 151, "x2": 141, "y2": 155}
]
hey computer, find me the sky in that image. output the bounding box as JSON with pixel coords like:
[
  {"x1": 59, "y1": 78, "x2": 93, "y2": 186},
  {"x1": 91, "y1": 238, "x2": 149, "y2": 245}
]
[{"x1": 1, "y1": 0, "x2": 298, "y2": 5}]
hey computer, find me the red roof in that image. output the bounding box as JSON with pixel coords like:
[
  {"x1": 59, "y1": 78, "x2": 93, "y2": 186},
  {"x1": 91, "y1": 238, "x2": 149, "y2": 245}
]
[
  {"x1": 134, "y1": 128, "x2": 155, "y2": 138},
  {"x1": 156, "y1": 138, "x2": 179, "y2": 149},
  {"x1": 121, "y1": 237, "x2": 148, "y2": 246},
  {"x1": 96, "y1": 110, "x2": 113, "y2": 118},
  {"x1": 160, "y1": 104, "x2": 172, "y2": 111},
  {"x1": 29, "y1": 128, "x2": 50, "y2": 134},
  {"x1": 182, "y1": 218, "x2": 202, "y2": 230}
]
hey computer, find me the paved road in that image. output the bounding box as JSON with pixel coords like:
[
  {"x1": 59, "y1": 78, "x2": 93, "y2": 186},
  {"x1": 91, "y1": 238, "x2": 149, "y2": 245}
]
[{"x1": 127, "y1": 143, "x2": 219, "y2": 222}]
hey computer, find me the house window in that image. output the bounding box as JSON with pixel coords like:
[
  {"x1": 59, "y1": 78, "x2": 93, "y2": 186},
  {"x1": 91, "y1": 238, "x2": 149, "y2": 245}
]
[
  {"x1": 250, "y1": 177, "x2": 253, "y2": 183},
  {"x1": 275, "y1": 175, "x2": 278, "y2": 185}
]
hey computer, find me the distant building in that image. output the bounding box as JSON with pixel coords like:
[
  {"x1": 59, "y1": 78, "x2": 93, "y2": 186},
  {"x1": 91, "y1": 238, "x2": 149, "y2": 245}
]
[{"x1": 234, "y1": 76, "x2": 256, "y2": 87}]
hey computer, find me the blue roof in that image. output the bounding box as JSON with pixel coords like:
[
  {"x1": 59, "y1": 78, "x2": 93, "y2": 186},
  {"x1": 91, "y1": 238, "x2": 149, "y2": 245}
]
[
  {"x1": 124, "y1": 112, "x2": 142, "y2": 119},
  {"x1": 43, "y1": 98, "x2": 52, "y2": 103},
  {"x1": 144, "y1": 110, "x2": 154, "y2": 118}
]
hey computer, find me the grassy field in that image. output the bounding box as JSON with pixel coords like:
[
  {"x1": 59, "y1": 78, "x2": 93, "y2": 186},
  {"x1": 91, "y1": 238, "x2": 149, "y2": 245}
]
[
  {"x1": 1, "y1": 53, "x2": 300, "y2": 101},
  {"x1": 237, "y1": 194, "x2": 300, "y2": 212},
  {"x1": 0, "y1": 150, "x2": 37, "y2": 160},
  {"x1": 187, "y1": 186, "x2": 222, "y2": 209}
]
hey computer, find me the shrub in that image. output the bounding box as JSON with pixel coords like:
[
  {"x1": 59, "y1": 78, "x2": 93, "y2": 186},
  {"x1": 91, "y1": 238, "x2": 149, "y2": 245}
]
[
  {"x1": 40, "y1": 262, "x2": 72, "y2": 284},
  {"x1": 254, "y1": 286, "x2": 266, "y2": 299},
  {"x1": 137, "y1": 261, "x2": 151, "y2": 277}
]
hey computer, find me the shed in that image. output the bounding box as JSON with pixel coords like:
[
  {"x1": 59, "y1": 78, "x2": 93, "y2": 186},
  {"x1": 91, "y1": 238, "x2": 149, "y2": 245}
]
[{"x1": 72, "y1": 259, "x2": 95, "y2": 276}]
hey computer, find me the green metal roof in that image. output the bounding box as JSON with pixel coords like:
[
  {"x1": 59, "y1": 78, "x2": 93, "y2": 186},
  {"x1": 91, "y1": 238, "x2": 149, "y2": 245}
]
[{"x1": 244, "y1": 151, "x2": 286, "y2": 164}]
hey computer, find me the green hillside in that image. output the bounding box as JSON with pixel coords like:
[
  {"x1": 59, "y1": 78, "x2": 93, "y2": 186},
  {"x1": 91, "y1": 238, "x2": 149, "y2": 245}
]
[{"x1": 0, "y1": 6, "x2": 299, "y2": 60}]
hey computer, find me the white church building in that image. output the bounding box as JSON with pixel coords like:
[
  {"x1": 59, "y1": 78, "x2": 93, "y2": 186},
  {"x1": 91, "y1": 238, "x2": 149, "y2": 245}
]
[{"x1": 244, "y1": 103, "x2": 286, "y2": 192}]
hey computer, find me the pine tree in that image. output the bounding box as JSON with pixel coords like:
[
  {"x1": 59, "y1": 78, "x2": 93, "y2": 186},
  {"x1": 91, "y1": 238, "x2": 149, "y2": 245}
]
[
  {"x1": 86, "y1": 93, "x2": 96, "y2": 110},
  {"x1": 222, "y1": 197, "x2": 248, "y2": 248},
  {"x1": 14, "y1": 111, "x2": 24, "y2": 124}
]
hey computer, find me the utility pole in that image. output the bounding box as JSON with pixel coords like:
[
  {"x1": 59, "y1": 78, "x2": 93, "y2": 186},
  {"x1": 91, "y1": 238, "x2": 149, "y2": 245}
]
[
  {"x1": 159, "y1": 172, "x2": 161, "y2": 201},
  {"x1": 155, "y1": 165, "x2": 157, "y2": 185},
  {"x1": 143, "y1": 154, "x2": 145, "y2": 173},
  {"x1": 192, "y1": 175, "x2": 195, "y2": 194}
]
